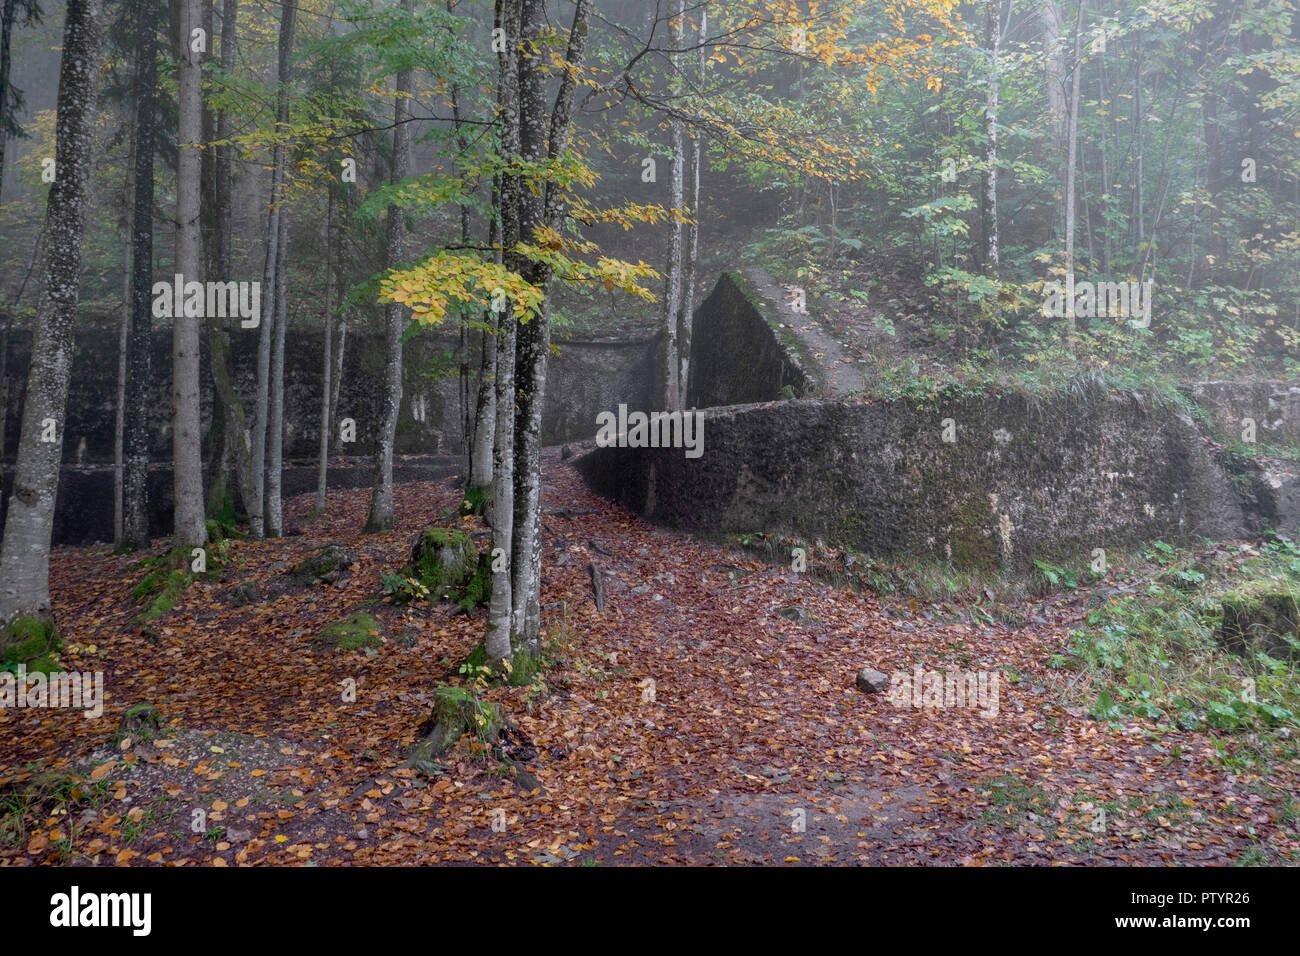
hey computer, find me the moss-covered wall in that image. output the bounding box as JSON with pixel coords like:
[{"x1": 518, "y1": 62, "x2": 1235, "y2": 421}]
[
  {"x1": 578, "y1": 386, "x2": 1273, "y2": 571},
  {"x1": 685, "y1": 271, "x2": 819, "y2": 408}
]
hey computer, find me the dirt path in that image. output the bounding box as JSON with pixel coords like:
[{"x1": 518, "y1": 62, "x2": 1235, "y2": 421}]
[{"x1": 2, "y1": 453, "x2": 1296, "y2": 866}]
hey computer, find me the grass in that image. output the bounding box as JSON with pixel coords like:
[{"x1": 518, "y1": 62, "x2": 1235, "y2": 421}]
[{"x1": 1064, "y1": 534, "x2": 1300, "y2": 755}]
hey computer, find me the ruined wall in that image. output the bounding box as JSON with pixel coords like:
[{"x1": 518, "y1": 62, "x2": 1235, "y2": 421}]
[
  {"x1": 578, "y1": 388, "x2": 1278, "y2": 571},
  {"x1": 686, "y1": 271, "x2": 819, "y2": 409},
  {"x1": 0, "y1": 327, "x2": 657, "y2": 464}
]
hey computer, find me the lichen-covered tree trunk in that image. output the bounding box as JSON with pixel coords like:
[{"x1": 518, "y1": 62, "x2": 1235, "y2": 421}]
[
  {"x1": 486, "y1": 0, "x2": 521, "y2": 663},
  {"x1": 0, "y1": 0, "x2": 103, "y2": 633},
  {"x1": 364, "y1": 0, "x2": 413, "y2": 534},
  {"x1": 122, "y1": 0, "x2": 156, "y2": 551},
  {"x1": 172, "y1": 0, "x2": 207, "y2": 549}
]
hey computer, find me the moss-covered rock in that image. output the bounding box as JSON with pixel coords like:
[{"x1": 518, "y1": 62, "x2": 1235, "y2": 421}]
[
  {"x1": 402, "y1": 528, "x2": 477, "y2": 600},
  {"x1": 1, "y1": 614, "x2": 62, "y2": 672},
  {"x1": 112, "y1": 703, "x2": 164, "y2": 746},
  {"x1": 314, "y1": 613, "x2": 383, "y2": 651},
  {"x1": 289, "y1": 545, "x2": 356, "y2": 586}
]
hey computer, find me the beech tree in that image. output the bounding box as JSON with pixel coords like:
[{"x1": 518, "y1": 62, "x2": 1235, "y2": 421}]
[
  {"x1": 121, "y1": 0, "x2": 158, "y2": 551},
  {"x1": 363, "y1": 0, "x2": 414, "y2": 535},
  {"x1": 0, "y1": 0, "x2": 104, "y2": 642},
  {"x1": 172, "y1": 0, "x2": 206, "y2": 548},
  {"x1": 251, "y1": 0, "x2": 297, "y2": 539}
]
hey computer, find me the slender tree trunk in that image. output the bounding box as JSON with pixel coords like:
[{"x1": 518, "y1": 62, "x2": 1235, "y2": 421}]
[
  {"x1": 1063, "y1": 0, "x2": 1084, "y2": 339},
  {"x1": 208, "y1": 0, "x2": 253, "y2": 521},
  {"x1": 1040, "y1": 0, "x2": 1068, "y2": 243},
  {"x1": 486, "y1": 0, "x2": 521, "y2": 663},
  {"x1": 510, "y1": 0, "x2": 592, "y2": 651},
  {"x1": 659, "y1": 0, "x2": 684, "y2": 411},
  {"x1": 172, "y1": 0, "x2": 207, "y2": 548},
  {"x1": 468, "y1": 177, "x2": 500, "y2": 497},
  {"x1": 983, "y1": 0, "x2": 1005, "y2": 276},
  {"x1": 363, "y1": 0, "x2": 413, "y2": 534},
  {"x1": 0, "y1": 0, "x2": 103, "y2": 635},
  {"x1": 115, "y1": 112, "x2": 136, "y2": 545},
  {"x1": 122, "y1": 0, "x2": 156, "y2": 551},
  {"x1": 679, "y1": 7, "x2": 706, "y2": 405},
  {"x1": 316, "y1": 182, "x2": 334, "y2": 512},
  {"x1": 251, "y1": 0, "x2": 295, "y2": 538},
  {"x1": 0, "y1": 0, "x2": 22, "y2": 210},
  {"x1": 266, "y1": 205, "x2": 288, "y2": 536}
]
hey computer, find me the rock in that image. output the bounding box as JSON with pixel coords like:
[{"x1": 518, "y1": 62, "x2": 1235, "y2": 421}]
[
  {"x1": 856, "y1": 668, "x2": 890, "y2": 694},
  {"x1": 228, "y1": 581, "x2": 259, "y2": 606},
  {"x1": 288, "y1": 545, "x2": 356, "y2": 586},
  {"x1": 778, "y1": 605, "x2": 810, "y2": 623},
  {"x1": 561, "y1": 444, "x2": 574, "y2": 461},
  {"x1": 112, "y1": 703, "x2": 164, "y2": 746},
  {"x1": 226, "y1": 827, "x2": 253, "y2": 843}
]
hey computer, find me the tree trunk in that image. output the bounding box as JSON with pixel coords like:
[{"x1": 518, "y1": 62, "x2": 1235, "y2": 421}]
[
  {"x1": 251, "y1": 0, "x2": 295, "y2": 539},
  {"x1": 172, "y1": 0, "x2": 207, "y2": 549},
  {"x1": 315, "y1": 182, "x2": 334, "y2": 512},
  {"x1": 0, "y1": 0, "x2": 103, "y2": 633},
  {"x1": 509, "y1": 0, "x2": 592, "y2": 651},
  {"x1": 486, "y1": 0, "x2": 521, "y2": 662},
  {"x1": 659, "y1": 0, "x2": 685, "y2": 412},
  {"x1": 983, "y1": 0, "x2": 1005, "y2": 276},
  {"x1": 122, "y1": 0, "x2": 156, "y2": 552},
  {"x1": 678, "y1": 6, "x2": 706, "y2": 406},
  {"x1": 208, "y1": 0, "x2": 253, "y2": 521},
  {"x1": 1063, "y1": 0, "x2": 1084, "y2": 338},
  {"x1": 115, "y1": 110, "x2": 136, "y2": 546},
  {"x1": 266, "y1": 205, "x2": 288, "y2": 536},
  {"x1": 1040, "y1": 0, "x2": 1068, "y2": 243},
  {"x1": 363, "y1": 0, "x2": 413, "y2": 534}
]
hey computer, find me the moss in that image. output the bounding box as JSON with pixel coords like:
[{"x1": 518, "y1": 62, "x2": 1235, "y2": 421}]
[
  {"x1": 464, "y1": 640, "x2": 542, "y2": 686},
  {"x1": 403, "y1": 528, "x2": 477, "y2": 600},
  {"x1": 948, "y1": 494, "x2": 999, "y2": 572},
  {"x1": 455, "y1": 551, "x2": 493, "y2": 613},
  {"x1": 460, "y1": 485, "x2": 492, "y2": 517},
  {"x1": 1, "y1": 615, "x2": 61, "y2": 670},
  {"x1": 315, "y1": 613, "x2": 383, "y2": 651}
]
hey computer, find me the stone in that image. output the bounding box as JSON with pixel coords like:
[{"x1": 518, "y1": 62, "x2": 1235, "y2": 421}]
[
  {"x1": 856, "y1": 668, "x2": 890, "y2": 694},
  {"x1": 288, "y1": 545, "x2": 355, "y2": 586}
]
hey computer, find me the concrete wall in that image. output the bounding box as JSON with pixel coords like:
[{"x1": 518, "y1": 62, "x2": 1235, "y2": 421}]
[{"x1": 0, "y1": 327, "x2": 657, "y2": 462}]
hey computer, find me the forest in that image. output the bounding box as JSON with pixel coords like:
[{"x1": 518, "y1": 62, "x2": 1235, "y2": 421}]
[{"x1": 0, "y1": 0, "x2": 1298, "y2": 872}]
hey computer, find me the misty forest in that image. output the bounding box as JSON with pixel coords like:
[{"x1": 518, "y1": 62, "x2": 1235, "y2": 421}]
[{"x1": 1, "y1": 0, "x2": 1299, "y2": 868}]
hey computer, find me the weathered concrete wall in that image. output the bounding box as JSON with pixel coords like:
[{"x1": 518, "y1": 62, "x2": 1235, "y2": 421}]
[
  {"x1": 0, "y1": 327, "x2": 657, "y2": 464},
  {"x1": 578, "y1": 388, "x2": 1281, "y2": 571},
  {"x1": 1182, "y1": 381, "x2": 1300, "y2": 449},
  {"x1": 686, "y1": 271, "x2": 820, "y2": 408}
]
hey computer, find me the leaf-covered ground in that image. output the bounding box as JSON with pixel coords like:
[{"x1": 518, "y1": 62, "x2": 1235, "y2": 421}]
[{"x1": 2, "y1": 451, "x2": 1297, "y2": 866}]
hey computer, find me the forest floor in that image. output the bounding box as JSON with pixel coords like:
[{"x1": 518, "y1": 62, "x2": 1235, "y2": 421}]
[{"x1": 2, "y1": 451, "x2": 1298, "y2": 866}]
